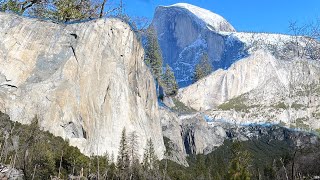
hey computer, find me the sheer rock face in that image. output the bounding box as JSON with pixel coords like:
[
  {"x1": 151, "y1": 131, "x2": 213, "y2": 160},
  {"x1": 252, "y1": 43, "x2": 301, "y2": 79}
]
[
  {"x1": 178, "y1": 50, "x2": 320, "y2": 129},
  {"x1": 152, "y1": 3, "x2": 241, "y2": 87},
  {"x1": 160, "y1": 108, "x2": 226, "y2": 165},
  {"x1": 160, "y1": 108, "x2": 188, "y2": 166},
  {"x1": 179, "y1": 114, "x2": 226, "y2": 155},
  {"x1": 178, "y1": 50, "x2": 283, "y2": 110},
  {"x1": 0, "y1": 12, "x2": 165, "y2": 158}
]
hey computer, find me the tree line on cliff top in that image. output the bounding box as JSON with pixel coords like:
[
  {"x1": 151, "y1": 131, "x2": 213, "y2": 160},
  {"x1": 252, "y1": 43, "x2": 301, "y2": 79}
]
[{"x1": 0, "y1": 0, "x2": 124, "y2": 22}]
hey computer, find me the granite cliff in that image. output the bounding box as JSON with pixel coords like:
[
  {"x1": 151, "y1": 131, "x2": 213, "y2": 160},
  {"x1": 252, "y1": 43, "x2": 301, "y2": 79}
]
[
  {"x1": 153, "y1": 3, "x2": 242, "y2": 87},
  {"x1": 0, "y1": 12, "x2": 165, "y2": 158}
]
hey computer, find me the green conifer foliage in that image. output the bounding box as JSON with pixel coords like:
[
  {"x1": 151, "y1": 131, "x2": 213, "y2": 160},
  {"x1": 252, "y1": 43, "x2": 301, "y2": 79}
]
[
  {"x1": 226, "y1": 141, "x2": 252, "y2": 180},
  {"x1": 53, "y1": 0, "x2": 98, "y2": 22},
  {"x1": 145, "y1": 27, "x2": 163, "y2": 81},
  {"x1": 116, "y1": 128, "x2": 130, "y2": 178},
  {"x1": 161, "y1": 64, "x2": 179, "y2": 96},
  {"x1": 0, "y1": 0, "x2": 105, "y2": 22},
  {"x1": 142, "y1": 138, "x2": 161, "y2": 179},
  {"x1": 193, "y1": 53, "x2": 213, "y2": 82}
]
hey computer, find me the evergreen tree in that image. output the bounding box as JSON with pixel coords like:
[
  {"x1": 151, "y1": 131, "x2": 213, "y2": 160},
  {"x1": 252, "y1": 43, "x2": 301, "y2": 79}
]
[
  {"x1": 143, "y1": 138, "x2": 159, "y2": 176},
  {"x1": 193, "y1": 53, "x2": 213, "y2": 82},
  {"x1": 107, "y1": 152, "x2": 117, "y2": 179},
  {"x1": 128, "y1": 131, "x2": 140, "y2": 179},
  {"x1": 145, "y1": 27, "x2": 163, "y2": 82},
  {"x1": 53, "y1": 0, "x2": 96, "y2": 22},
  {"x1": 103, "y1": 152, "x2": 110, "y2": 177},
  {"x1": 128, "y1": 131, "x2": 139, "y2": 164},
  {"x1": 117, "y1": 128, "x2": 130, "y2": 178},
  {"x1": 0, "y1": 0, "x2": 108, "y2": 22},
  {"x1": 226, "y1": 141, "x2": 252, "y2": 180},
  {"x1": 161, "y1": 64, "x2": 179, "y2": 96}
]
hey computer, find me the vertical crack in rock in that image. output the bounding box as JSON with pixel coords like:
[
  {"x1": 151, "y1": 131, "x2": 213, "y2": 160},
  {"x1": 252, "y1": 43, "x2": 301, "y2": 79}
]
[
  {"x1": 69, "y1": 45, "x2": 79, "y2": 64},
  {"x1": 82, "y1": 126, "x2": 87, "y2": 139},
  {"x1": 103, "y1": 84, "x2": 111, "y2": 104},
  {"x1": 183, "y1": 128, "x2": 196, "y2": 154}
]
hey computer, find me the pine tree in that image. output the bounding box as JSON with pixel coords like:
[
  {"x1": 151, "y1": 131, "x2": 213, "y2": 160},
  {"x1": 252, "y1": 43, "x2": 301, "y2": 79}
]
[
  {"x1": 193, "y1": 53, "x2": 213, "y2": 82},
  {"x1": 161, "y1": 64, "x2": 179, "y2": 96},
  {"x1": 53, "y1": 0, "x2": 99, "y2": 22},
  {"x1": 145, "y1": 27, "x2": 163, "y2": 82},
  {"x1": 107, "y1": 152, "x2": 117, "y2": 179},
  {"x1": 117, "y1": 128, "x2": 130, "y2": 179},
  {"x1": 128, "y1": 131, "x2": 139, "y2": 164},
  {"x1": 142, "y1": 138, "x2": 160, "y2": 179},
  {"x1": 226, "y1": 141, "x2": 252, "y2": 180},
  {"x1": 128, "y1": 131, "x2": 144, "y2": 179},
  {"x1": 103, "y1": 152, "x2": 109, "y2": 177},
  {"x1": 143, "y1": 138, "x2": 158, "y2": 171}
]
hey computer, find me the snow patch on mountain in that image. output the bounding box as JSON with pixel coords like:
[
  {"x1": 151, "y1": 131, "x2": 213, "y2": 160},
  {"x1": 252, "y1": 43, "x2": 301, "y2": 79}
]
[
  {"x1": 222, "y1": 32, "x2": 309, "y2": 54},
  {"x1": 178, "y1": 36, "x2": 207, "y2": 59},
  {"x1": 222, "y1": 32, "x2": 292, "y2": 44},
  {"x1": 163, "y1": 3, "x2": 235, "y2": 32}
]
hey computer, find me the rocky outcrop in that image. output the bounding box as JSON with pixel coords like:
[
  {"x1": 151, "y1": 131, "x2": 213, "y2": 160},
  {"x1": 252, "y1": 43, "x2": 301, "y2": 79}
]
[
  {"x1": 161, "y1": 104, "x2": 319, "y2": 167},
  {"x1": 0, "y1": 12, "x2": 165, "y2": 158},
  {"x1": 177, "y1": 50, "x2": 279, "y2": 111},
  {"x1": 160, "y1": 107, "x2": 188, "y2": 166},
  {"x1": 160, "y1": 108, "x2": 226, "y2": 163},
  {"x1": 180, "y1": 114, "x2": 226, "y2": 155},
  {"x1": 225, "y1": 123, "x2": 319, "y2": 148},
  {"x1": 0, "y1": 164, "x2": 24, "y2": 180}
]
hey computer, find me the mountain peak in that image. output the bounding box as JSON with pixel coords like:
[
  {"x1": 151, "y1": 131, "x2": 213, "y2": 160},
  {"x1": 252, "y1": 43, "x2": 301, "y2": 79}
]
[{"x1": 161, "y1": 3, "x2": 235, "y2": 32}]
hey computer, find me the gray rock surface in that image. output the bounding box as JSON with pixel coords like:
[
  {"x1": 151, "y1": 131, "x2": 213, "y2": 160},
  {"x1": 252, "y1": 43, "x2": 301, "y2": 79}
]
[
  {"x1": 178, "y1": 50, "x2": 320, "y2": 130},
  {"x1": 180, "y1": 114, "x2": 225, "y2": 155},
  {"x1": 160, "y1": 107, "x2": 188, "y2": 166},
  {"x1": 0, "y1": 12, "x2": 165, "y2": 158},
  {"x1": 161, "y1": 106, "x2": 319, "y2": 164},
  {"x1": 162, "y1": 96, "x2": 175, "y2": 108},
  {"x1": 0, "y1": 164, "x2": 24, "y2": 180},
  {"x1": 160, "y1": 108, "x2": 226, "y2": 164},
  {"x1": 152, "y1": 3, "x2": 243, "y2": 87}
]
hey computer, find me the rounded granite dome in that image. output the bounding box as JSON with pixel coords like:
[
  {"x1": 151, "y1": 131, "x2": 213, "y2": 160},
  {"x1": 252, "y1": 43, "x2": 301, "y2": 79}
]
[{"x1": 158, "y1": 3, "x2": 236, "y2": 32}]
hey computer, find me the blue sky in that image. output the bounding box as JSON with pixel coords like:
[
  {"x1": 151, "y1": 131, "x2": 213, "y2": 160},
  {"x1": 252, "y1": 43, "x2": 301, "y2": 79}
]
[{"x1": 115, "y1": 0, "x2": 320, "y2": 34}]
